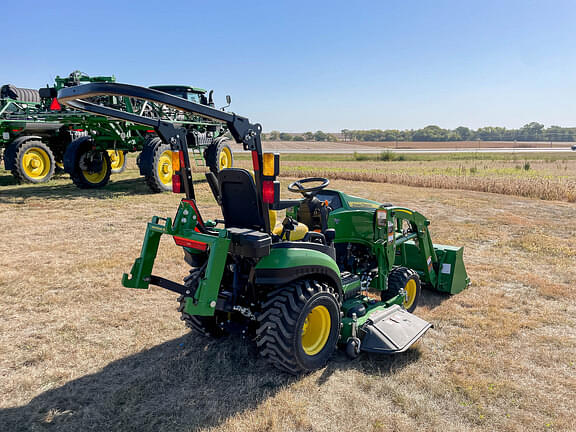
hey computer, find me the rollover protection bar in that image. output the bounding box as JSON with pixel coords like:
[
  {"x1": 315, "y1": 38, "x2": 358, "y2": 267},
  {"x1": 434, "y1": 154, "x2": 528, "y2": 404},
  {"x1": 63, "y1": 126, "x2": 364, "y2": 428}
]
[{"x1": 58, "y1": 82, "x2": 270, "y2": 230}]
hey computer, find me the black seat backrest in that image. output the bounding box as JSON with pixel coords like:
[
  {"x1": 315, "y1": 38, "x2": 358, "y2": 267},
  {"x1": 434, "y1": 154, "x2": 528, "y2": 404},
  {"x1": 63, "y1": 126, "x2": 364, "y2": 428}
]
[{"x1": 218, "y1": 168, "x2": 265, "y2": 230}]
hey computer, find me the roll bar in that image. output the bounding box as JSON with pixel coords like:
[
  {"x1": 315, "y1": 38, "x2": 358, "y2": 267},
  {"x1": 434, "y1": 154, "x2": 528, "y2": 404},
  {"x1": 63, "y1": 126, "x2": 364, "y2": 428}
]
[
  {"x1": 57, "y1": 83, "x2": 263, "y2": 151},
  {"x1": 57, "y1": 83, "x2": 268, "y2": 231}
]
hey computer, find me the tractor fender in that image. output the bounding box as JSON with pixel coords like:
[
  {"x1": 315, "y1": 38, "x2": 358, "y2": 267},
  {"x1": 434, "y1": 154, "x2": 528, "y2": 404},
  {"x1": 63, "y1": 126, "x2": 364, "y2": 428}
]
[
  {"x1": 254, "y1": 247, "x2": 343, "y2": 298},
  {"x1": 3, "y1": 135, "x2": 43, "y2": 170},
  {"x1": 63, "y1": 136, "x2": 92, "y2": 174}
]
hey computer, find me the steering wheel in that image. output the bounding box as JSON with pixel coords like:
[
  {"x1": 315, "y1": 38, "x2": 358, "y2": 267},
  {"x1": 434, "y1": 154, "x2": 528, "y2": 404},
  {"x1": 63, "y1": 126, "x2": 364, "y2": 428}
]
[{"x1": 288, "y1": 177, "x2": 330, "y2": 195}]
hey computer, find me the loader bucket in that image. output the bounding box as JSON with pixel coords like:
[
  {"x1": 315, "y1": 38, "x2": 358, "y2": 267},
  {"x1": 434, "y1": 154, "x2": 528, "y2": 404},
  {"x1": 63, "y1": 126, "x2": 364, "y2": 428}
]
[
  {"x1": 360, "y1": 305, "x2": 432, "y2": 354},
  {"x1": 433, "y1": 244, "x2": 470, "y2": 294},
  {"x1": 397, "y1": 241, "x2": 470, "y2": 295}
]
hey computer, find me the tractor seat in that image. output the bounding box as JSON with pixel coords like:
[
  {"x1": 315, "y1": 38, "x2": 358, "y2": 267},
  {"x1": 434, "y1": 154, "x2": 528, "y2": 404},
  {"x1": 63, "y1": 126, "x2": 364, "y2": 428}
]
[{"x1": 269, "y1": 210, "x2": 308, "y2": 241}]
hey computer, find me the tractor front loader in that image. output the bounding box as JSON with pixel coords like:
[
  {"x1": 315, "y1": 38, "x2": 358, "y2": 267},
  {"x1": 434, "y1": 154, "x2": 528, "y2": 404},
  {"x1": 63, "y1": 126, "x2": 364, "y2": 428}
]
[{"x1": 58, "y1": 83, "x2": 469, "y2": 374}]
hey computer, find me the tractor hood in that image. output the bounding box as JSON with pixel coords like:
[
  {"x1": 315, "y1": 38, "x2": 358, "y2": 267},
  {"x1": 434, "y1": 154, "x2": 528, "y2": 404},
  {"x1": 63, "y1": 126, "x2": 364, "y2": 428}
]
[{"x1": 338, "y1": 192, "x2": 383, "y2": 211}]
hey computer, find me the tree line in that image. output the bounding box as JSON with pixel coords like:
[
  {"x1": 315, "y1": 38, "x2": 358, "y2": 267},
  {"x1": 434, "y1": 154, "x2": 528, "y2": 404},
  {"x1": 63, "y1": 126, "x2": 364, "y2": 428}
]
[
  {"x1": 264, "y1": 123, "x2": 576, "y2": 142},
  {"x1": 264, "y1": 131, "x2": 338, "y2": 142}
]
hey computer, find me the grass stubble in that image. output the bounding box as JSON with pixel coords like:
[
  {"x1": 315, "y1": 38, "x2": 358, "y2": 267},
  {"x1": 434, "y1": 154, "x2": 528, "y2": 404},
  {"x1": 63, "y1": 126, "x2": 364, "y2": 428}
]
[{"x1": 0, "y1": 156, "x2": 575, "y2": 431}]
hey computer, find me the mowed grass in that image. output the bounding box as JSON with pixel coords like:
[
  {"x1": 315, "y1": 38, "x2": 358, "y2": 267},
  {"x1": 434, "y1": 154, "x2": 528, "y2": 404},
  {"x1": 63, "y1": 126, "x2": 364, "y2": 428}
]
[
  {"x1": 235, "y1": 153, "x2": 576, "y2": 202},
  {"x1": 0, "y1": 161, "x2": 575, "y2": 432}
]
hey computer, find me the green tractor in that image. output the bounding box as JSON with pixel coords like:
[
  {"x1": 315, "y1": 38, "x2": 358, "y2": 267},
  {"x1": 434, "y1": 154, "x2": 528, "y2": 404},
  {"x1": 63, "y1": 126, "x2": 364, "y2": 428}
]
[{"x1": 58, "y1": 83, "x2": 470, "y2": 374}]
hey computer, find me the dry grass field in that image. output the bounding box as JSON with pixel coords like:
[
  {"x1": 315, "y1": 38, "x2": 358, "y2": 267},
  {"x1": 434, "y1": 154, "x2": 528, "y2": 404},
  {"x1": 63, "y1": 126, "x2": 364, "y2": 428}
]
[
  {"x1": 0, "y1": 156, "x2": 575, "y2": 431},
  {"x1": 237, "y1": 154, "x2": 576, "y2": 202},
  {"x1": 261, "y1": 140, "x2": 575, "y2": 151}
]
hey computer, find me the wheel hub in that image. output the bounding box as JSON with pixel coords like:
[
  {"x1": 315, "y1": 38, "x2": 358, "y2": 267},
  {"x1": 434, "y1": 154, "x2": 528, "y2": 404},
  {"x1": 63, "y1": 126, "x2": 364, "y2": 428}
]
[
  {"x1": 157, "y1": 150, "x2": 173, "y2": 185},
  {"x1": 301, "y1": 305, "x2": 331, "y2": 356},
  {"x1": 22, "y1": 147, "x2": 51, "y2": 179},
  {"x1": 403, "y1": 280, "x2": 417, "y2": 309}
]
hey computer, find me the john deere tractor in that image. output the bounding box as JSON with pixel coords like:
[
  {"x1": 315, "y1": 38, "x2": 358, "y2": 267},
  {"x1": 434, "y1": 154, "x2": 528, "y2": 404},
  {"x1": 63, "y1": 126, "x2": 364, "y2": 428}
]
[{"x1": 59, "y1": 83, "x2": 469, "y2": 374}]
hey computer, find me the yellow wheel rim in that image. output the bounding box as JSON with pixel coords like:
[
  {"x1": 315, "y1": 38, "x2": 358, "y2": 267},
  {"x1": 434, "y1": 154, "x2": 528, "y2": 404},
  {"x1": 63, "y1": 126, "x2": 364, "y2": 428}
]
[
  {"x1": 22, "y1": 147, "x2": 51, "y2": 180},
  {"x1": 404, "y1": 279, "x2": 417, "y2": 309},
  {"x1": 219, "y1": 146, "x2": 232, "y2": 171},
  {"x1": 157, "y1": 150, "x2": 173, "y2": 185},
  {"x1": 107, "y1": 150, "x2": 125, "y2": 170},
  {"x1": 301, "y1": 305, "x2": 331, "y2": 356},
  {"x1": 82, "y1": 157, "x2": 108, "y2": 184}
]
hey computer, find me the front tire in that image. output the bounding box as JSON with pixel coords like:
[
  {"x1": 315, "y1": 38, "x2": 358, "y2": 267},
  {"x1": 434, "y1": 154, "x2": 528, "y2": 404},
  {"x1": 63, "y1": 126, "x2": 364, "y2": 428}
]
[
  {"x1": 257, "y1": 280, "x2": 341, "y2": 374},
  {"x1": 382, "y1": 267, "x2": 421, "y2": 313}
]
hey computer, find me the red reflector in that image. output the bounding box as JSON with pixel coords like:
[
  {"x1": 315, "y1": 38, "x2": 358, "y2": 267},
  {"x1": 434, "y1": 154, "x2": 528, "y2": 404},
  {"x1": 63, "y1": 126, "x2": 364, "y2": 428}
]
[
  {"x1": 251, "y1": 151, "x2": 260, "y2": 171},
  {"x1": 12, "y1": 129, "x2": 22, "y2": 132},
  {"x1": 262, "y1": 180, "x2": 275, "y2": 203},
  {"x1": 173, "y1": 236, "x2": 208, "y2": 251},
  {"x1": 50, "y1": 98, "x2": 61, "y2": 110},
  {"x1": 172, "y1": 174, "x2": 181, "y2": 193},
  {"x1": 146, "y1": 130, "x2": 155, "y2": 133},
  {"x1": 74, "y1": 129, "x2": 84, "y2": 132},
  {"x1": 179, "y1": 150, "x2": 186, "y2": 168}
]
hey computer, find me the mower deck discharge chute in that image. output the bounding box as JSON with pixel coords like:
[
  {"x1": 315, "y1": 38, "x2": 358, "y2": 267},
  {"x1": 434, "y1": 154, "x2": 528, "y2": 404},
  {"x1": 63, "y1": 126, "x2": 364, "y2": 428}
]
[{"x1": 59, "y1": 83, "x2": 470, "y2": 374}]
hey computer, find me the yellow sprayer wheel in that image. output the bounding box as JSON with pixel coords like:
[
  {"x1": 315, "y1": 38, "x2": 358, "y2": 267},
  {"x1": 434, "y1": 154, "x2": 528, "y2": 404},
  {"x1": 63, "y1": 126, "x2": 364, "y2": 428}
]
[
  {"x1": 219, "y1": 145, "x2": 233, "y2": 171},
  {"x1": 108, "y1": 150, "x2": 127, "y2": 174},
  {"x1": 12, "y1": 140, "x2": 55, "y2": 183},
  {"x1": 156, "y1": 149, "x2": 173, "y2": 186}
]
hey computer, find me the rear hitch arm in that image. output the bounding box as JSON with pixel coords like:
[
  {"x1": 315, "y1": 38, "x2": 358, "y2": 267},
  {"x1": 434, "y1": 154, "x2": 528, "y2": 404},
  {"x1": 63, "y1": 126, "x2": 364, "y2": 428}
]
[{"x1": 121, "y1": 216, "x2": 171, "y2": 290}]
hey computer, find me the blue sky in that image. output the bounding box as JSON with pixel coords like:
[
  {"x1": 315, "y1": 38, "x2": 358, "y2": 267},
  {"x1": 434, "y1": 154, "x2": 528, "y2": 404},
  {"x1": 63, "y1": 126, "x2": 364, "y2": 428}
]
[{"x1": 3, "y1": 0, "x2": 575, "y2": 132}]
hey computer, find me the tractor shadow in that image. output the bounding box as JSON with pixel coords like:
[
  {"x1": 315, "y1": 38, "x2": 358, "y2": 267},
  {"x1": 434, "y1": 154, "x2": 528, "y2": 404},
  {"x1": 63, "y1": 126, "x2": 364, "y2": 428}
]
[
  {"x1": 0, "y1": 173, "x2": 18, "y2": 186},
  {"x1": 317, "y1": 346, "x2": 422, "y2": 385},
  {"x1": 0, "y1": 334, "x2": 294, "y2": 432},
  {"x1": 0, "y1": 176, "x2": 208, "y2": 203},
  {"x1": 419, "y1": 288, "x2": 451, "y2": 309},
  {"x1": 0, "y1": 332, "x2": 423, "y2": 432}
]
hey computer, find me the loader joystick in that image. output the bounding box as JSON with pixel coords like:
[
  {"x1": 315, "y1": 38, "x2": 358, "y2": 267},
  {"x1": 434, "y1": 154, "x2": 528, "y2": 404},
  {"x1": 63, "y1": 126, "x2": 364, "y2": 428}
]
[{"x1": 287, "y1": 177, "x2": 330, "y2": 195}]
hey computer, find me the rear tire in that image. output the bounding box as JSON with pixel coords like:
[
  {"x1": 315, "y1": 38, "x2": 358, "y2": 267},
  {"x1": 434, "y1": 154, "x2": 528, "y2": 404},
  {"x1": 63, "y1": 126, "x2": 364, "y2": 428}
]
[
  {"x1": 257, "y1": 280, "x2": 341, "y2": 374},
  {"x1": 178, "y1": 268, "x2": 227, "y2": 338},
  {"x1": 204, "y1": 138, "x2": 233, "y2": 174},
  {"x1": 10, "y1": 139, "x2": 55, "y2": 183},
  {"x1": 140, "y1": 137, "x2": 172, "y2": 192},
  {"x1": 382, "y1": 267, "x2": 421, "y2": 313}
]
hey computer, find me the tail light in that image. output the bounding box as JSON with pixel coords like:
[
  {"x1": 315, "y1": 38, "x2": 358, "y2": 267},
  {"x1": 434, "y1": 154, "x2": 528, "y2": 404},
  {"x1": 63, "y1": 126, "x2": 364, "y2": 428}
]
[
  {"x1": 262, "y1": 152, "x2": 279, "y2": 177},
  {"x1": 263, "y1": 180, "x2": 280, "y2": 204},
  {"x1": 172, "y1": 151, "x2": 182, "y2": 193},
  {"x1": 172, "y1": 174, "x2": 182, "y2": 193},
  {"x1": 172, "y1": 150, "x2": 181, "y2": 171}
]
